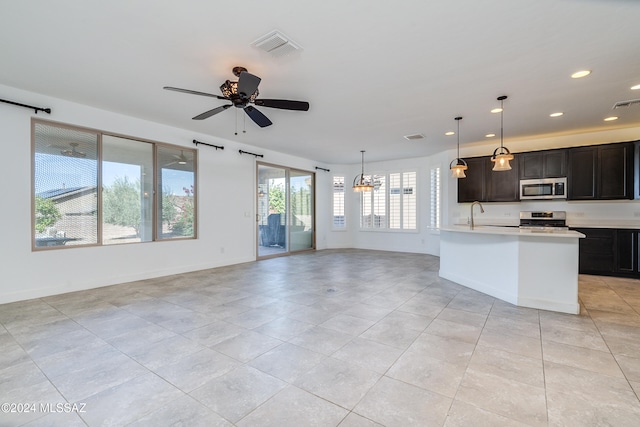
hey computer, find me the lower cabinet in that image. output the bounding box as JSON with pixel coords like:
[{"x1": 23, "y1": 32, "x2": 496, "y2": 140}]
[{"x1": 573, "y1": 228, "x2": 639, "y2": 277}]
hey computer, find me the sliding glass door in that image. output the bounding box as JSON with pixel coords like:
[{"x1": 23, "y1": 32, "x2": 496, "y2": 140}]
[{"x1": 257, "y1": 163, "x2": 314, "y2": 258}]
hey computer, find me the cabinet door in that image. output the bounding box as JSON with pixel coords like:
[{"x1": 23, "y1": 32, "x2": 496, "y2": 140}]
[
  {"x1": 598, "y1": 143, "x2": 633, "y2": 199},
  {"x1": 568, "y1": 147, "x2": 597, "y2": 200},
  {"x1": 519, "y1": 152, "x2": 543, "y2": 179},
  {"x1": 574, "y1": 228, "x2": 615, "y2": 274},
  {"x1": 615, "y1": 229, "x2": 636, "y2": 274},
  {"x1": 543, "y1": 150, "x2": 567, "y2": 178},
  {"x1": 486, "y1": 157, "x2": 520, "y2": 201},
  {"x1": 457, "y1": 157, "x2": 487, "y2": 203}
]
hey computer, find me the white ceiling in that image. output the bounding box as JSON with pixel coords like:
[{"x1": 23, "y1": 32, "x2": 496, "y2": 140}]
[{"x1": 2, "y1": 0, "x2": 640, "y2": 164}]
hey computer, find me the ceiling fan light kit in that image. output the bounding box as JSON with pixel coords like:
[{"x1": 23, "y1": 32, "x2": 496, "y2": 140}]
[{"x1": 163, "y1": 66, "x2": 309, "y2": 131}]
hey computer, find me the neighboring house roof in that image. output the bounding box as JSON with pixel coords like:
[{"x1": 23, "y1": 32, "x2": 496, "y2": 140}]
[{"x1": 37, "y1": 186, "x2": 96, "y2": 201}]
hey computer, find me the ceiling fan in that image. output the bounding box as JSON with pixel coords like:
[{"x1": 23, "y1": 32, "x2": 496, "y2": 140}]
[
  {"x1": 60, "y1": 142, "x2": 86, "y2": 158},
  {"x1": 164, "y1": 150, "x2": 190, "y2": 167},
  {"x1": 163, "y1": 66, "x2": 309, "y2": 128}
]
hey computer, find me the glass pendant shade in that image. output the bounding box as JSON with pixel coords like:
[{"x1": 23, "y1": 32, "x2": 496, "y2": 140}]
[
  {"x1": 353, "y1": 150, "x2": 374, "y2": 192},
  {"x1": 491, "y1": 95, "x2": 513, "y2": 172},
  {"x1": 450, "y1": 159, "x2": 468, "y2": 178},
  {"x1": 491, "y1": 147, "x2": 514, "y2": 171},
  {"x1": 449, "y1": 116, "x2": 467, "y2": 179}
]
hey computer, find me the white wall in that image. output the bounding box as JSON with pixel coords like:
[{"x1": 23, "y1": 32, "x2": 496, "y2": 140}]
[{"x1": 0, "y1": 84, "x2": 330, "y2": 304}]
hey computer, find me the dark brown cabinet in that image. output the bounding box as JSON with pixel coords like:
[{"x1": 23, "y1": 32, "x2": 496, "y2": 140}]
[
  {"x1": 519, "y1": 149, "x2": 567, "y2": 179},
  {"x1": 457, "y1": 140, "x2": 635, "y2": 203},
  {"x1": 616, "y1": 229, "x2": 637, "y2": 274},
  {"x1": 573, "y1": 227, "x2": 639, "y2": 278},
  {"x1": 457, "y1": 157, "x2": 487, "y2": 203},
  {"x1": 573, "y1": 228, "x2": 614, "y2": 274},
  {"x1": 568, "y1": 147, "x2": 597, "y2": 199},
  {"x1": 568, "y1": 142, "x2": 634, "y2": 200},
  {"x1": 457, "y1": 156, "x2": 519, "y2": 202},
  {"x1": 599, "y1": 143, "x2": 634, "y2": 199},
  {"x1": 486, "y1": 159, "x2": 519, "y2": 202}
]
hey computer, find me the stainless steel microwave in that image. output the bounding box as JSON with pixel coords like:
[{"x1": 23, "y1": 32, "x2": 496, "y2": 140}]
[{"x1": 519, "y1": 177, "x2": 567, "y2": 200}]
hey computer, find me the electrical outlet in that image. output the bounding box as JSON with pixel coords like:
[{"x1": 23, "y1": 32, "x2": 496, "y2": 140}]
[
  {"x1": 574, "y1": 212, "x2": 585, "y2": 217},
  {"x1": 220, "y1": 247, "x2": 225, "y2": 254},
  {"x1": 634, "y1": 211, "x2": 640, "y2": 218},
  {"x1": 504, "y1": 212, "x2": 512, "y2": 217}
]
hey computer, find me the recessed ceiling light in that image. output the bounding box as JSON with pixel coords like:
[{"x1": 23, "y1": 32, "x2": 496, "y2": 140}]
[
  {"x1": 604, "y1": 116, "x2": 618, "y2": 122},
  {"x1": 490, "y1": 108, "x2": 503, "y2": 114},
  {"x1": 485, "y1": 133, "x2": 496, "y2": 138},
  {"x1": 571, "y1": 70, "x2": 591, "y2": 79},
  {"x1": 549, "y1": 112, "x2": 564, "y2": 117},
  {"x1": 631, "y1": 84, "x2": 640, "y2": 90},
  {"x1": 445, "y1": 131, "x2": 455, "y2": 136}
]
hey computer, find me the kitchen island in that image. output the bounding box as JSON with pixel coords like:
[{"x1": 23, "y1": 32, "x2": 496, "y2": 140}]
[{"x1": 439, "y1": 225, "x2": 585, "y2": 314}]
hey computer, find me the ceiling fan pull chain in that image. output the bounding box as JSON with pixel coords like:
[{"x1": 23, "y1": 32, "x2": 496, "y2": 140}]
[
  {"x1": 243, "y1": 109, "x2": 247, "y2": 133},
  {"x1": 234, "y1": 109, "x2": 238, "y2": 135}
]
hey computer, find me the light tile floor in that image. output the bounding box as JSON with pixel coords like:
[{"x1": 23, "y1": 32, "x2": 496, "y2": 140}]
[{"x1": 1, "y1": 249, "x2": 640, "y2": 426}]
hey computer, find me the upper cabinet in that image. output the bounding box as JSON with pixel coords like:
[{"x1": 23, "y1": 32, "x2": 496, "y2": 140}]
[
  {"x1": 457, "y1": 140, "x2": 636, "y2": 203},
  {"x1": 457, "y1": 157, "x2": 487, "y2": 203},
  {"x1": 568, "y1": 142, "x2": 634, "y2": 200},
  {"x1": 519, "y1": 149, "x2": 567, "y2": 179},
  {"x1": 486, "y1": 157, "x2": 520, "y2": 202},
  {"x1": 457, "y1": 155, "x2": 519, "y2": 203}
]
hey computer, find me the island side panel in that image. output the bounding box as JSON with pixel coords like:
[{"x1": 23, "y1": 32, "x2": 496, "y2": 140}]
[
  {"x1": 517, "y1": 235, "x2": 580, "y2": 314},
  {"x1": 439, "y1": 230, "x2": 519, "y2": 305}
]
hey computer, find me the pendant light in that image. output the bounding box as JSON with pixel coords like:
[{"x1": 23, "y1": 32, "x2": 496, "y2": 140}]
[
  {"x1": 491, "y1": 95, "x2": 514, "y2": 171},
  {"x1": 449, "y1": 116, "x2": 468, "y2": 178},
  {"x1": 353, "y1": 150, "x2": 374, "y2": 192}
]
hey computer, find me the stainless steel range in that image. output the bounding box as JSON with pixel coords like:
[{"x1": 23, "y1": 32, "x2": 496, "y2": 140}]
[{"x1": 519, "y1": 211, "x2": 568, "y2": 230}]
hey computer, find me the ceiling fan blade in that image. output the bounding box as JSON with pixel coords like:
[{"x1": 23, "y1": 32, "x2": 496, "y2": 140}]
[
  {"x1": 244, "y1": 106, "x2": 273, "y2": 128},
  {"x1": 254, "y1": 99, "x2": 310, "y2": 111},
  {"x1": 237, "y1": 72, "x2": 261, "y2": 98},
  {"x1": 192, "y1": 104, "x2": 232, "y2": 120},
  {"x1": 164, "y1": 86, "x2": 227, "y2": 100}
]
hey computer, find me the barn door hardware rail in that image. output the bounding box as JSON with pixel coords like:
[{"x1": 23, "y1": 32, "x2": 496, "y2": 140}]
[
  {"x1": 239, "y1": 149, "x2": 264, "y2": 158},
  {"x1": 315, "y1": 166, "x2": 330, "y2": 172},
  {"x1": 193, "y1": 139, "x2": 224, "y2": 150},
  {"x1": 0, "y1": 97, "x2": 51, "y2": 114}
]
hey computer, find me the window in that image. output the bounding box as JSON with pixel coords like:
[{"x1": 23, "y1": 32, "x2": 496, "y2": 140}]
[
  {"x1": 157, "y1": 145, "x2": 196, "y2": 240},
  {"x1": 389, "y1": 172, "x2": 417, "y2": 230},
  {"x1": 32, "y1": 120, "x2": 196, "y2": 249},
  {"x1": 430, "y1": 167, "x2": 441, "y2": 229},
  {"x1": 102, "y1": 135, "x2": 153, "y2": 244},
  {"x1": 332, "y1": 176, "x2": 346, "y2": 229},
  {"x1": 361, "y1": 171, "x2": 416, "y2": 230}
]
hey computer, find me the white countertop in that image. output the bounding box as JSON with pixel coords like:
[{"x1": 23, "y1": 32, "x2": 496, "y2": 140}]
[{"x1": 442, "y1": 225, "x2": 585, "y2": 239}]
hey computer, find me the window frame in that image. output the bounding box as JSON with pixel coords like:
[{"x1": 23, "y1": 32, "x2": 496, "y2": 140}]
[
  {"x1": 31, "y1": 118, "x2": 197, "y2": 251},
  {"x1": 331, "y1": 175, "x2": 346, "y2": 230},
  {"x1": 360, "y1": 170, "x2": 417, "y2": 232},
  {"x1": 430, "y1": 167, "x2": 441, "y2": 230}
]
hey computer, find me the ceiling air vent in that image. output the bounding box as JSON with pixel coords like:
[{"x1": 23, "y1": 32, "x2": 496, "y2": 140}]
[
  {"x1": 251, "y1": 31, "x2": 301, "y2": 57},
  {"x1": 613, "y1": 99, "x2": 640, "y2": 109},
  {"x1": 404, "y1": 133, "x2": 425, "y2": 141}
]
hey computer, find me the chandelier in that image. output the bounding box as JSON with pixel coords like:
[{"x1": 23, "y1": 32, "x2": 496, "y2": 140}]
[{"x1": 353, "y1": 150, "x2": 374, "y2": 192}]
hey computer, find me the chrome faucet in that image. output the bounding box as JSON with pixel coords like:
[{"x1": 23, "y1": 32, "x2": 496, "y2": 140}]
[{"x1": 470, "y1": 201, "x2": 484, "y2": 229}]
